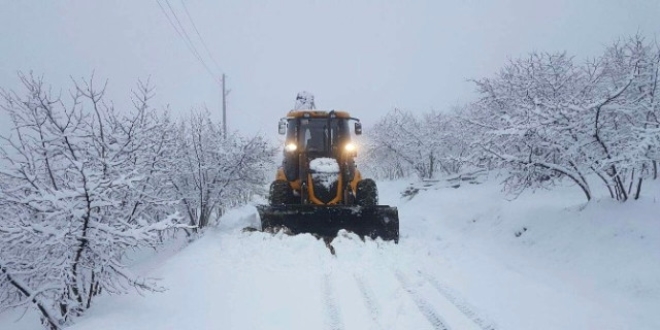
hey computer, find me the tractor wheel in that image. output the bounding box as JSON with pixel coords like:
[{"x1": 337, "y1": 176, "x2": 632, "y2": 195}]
[
  {"x1": 355, "y1": 179, "x2": 378, "y2": 206},
  {"x1": 269, "y1": 180, "x2": 294, "y2": 205}
]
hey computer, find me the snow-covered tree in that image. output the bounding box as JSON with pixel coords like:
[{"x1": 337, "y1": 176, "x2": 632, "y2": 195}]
[
  {"x1": 462, "y1": 35, "x2": 659, "y2": 201},
  {"x1": 0, "y1": 74, "x2": 189, "y2": 328},
  {"x1": 363, "y1": 109, "x2": 470, "y2": 180},
  {"x1": 587, "y1": 35, "x2": 660, "y2": 200},
  {"x1": 463, "y1": 52, "x2": 597, "y2": 199},
  {"x1": 363, "y1": 109, "x2": 425, "y2": 179},
  {"x1": 169, "y1": 110, "x2": 275, "y2": 230},
  {"x1": 365, "y1": 35, "x2": 659, "y2": 202}
]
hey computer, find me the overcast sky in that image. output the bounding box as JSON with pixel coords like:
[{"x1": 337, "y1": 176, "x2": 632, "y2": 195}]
[{"x1": 1, "y1": 0, "x2": 659, "y2": 138}]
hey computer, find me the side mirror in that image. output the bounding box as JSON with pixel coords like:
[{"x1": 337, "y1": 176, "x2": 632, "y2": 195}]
[
  {"x1": 354, "y1": 122, "x2": 362, "y2": 135},
  {"x1": 278, "y1": 120, "x2": 286, "y2": 135}
]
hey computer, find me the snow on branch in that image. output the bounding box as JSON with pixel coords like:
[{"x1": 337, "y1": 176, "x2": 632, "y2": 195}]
[
  {"x1": 0, "y1": 74, "x2": 273, "y2": 329},
  {"x1": 364, "y1": 35, "x2": 659, "y2": 201}
]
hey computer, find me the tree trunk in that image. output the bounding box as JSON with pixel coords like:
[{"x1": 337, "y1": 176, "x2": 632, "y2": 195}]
[
  {"x1": 0, "y1": 264, "x2": 63, "y2": 329},
  {"x1": 592, "y1": 167, "x2": 615, "y2": 198},
  {"x1": 613, "y1": 169, "x2": 628, "y2": 202},
  {"x1": 634, "y1": 178, "x2": 643, "y2": 200},
  {"x1": 428, "y1": 154, "x2": 434, "y2": 179},
  {"x1": 627, "y1": 168, "x2": 635, "y2": 195}
]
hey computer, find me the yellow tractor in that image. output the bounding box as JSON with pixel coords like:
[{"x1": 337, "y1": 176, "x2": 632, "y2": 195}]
[{"x1": 256, "y1": 110, "x2": 399, "y2": 242}]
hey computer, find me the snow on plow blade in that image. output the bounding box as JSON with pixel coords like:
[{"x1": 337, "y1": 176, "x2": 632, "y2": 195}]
[{"x1": 256, "y1": 205, "x2": 399, "y2": 243}]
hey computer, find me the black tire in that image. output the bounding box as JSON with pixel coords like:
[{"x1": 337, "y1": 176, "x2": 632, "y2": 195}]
[
  {"x1": 355, "y1": 179, "x2": 378, "y2": 206},
  {"x1": 269, "y1": 180, "x2": 295, "y2": 205}
]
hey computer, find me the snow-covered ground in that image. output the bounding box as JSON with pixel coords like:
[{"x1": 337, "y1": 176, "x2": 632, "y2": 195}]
[{"x1": 2, "y1": 176, "x2": 659, "y2": 329}]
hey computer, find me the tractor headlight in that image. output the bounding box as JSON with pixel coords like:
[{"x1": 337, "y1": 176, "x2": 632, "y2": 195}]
[
  {"x1": 285, "y1": 143, "x2": 297, "y2": 152},
  {"x1": 344, "y1": 143, "x2": 356, "y2": 152}
]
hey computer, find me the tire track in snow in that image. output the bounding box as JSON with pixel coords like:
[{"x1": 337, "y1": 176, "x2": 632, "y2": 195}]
[
  {"x1": 353, "y1": 273, "x2": 383, "y2": 329},
  {"x1": 422, "y1": 274, "x2": 498, "y2": 330},
  {"x1": 394, "y1": 270, "x2": 451, "y2": 330},
  {"x1": 323, "y1": 273, "x2": 344, "y2": 330}
]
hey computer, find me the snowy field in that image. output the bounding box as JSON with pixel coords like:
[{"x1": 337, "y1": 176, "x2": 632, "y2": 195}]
[{"x1": 2, "y1": 176, "x2": 659, "y2": 330}]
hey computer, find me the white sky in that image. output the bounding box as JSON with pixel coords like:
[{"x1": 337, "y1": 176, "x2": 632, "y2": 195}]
[{"x1": 1, "y1": 0, "x2": 659, "y2": 138}]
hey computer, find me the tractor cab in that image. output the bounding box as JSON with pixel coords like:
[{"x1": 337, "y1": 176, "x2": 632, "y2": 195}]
[
  {"x1": 279, "y1": 110, "x2": 361, "y2": 182},
  {"x1": 279, "y1": 110, "x2": 361, "y2": 157}
]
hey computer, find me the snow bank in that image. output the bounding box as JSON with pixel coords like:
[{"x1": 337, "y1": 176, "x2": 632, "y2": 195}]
[{"x1": 380, "y1": 177, "x2": 660, "y2": 330}]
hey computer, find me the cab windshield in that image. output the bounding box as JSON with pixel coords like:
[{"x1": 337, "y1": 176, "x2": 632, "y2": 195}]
[{"x1": 288, "y1": 118, "x2": 350, "y2": 153}]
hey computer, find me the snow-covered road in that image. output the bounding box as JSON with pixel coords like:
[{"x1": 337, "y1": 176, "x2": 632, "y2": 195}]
[
  {"x1": 3, "y1": 178, "x2": 658, "y2": 329},
  {"x1": 66, "y1": 224, "x2": 496, "y2": 330}
]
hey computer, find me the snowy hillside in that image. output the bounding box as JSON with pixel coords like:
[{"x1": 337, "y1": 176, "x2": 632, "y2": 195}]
[{"x1": 2, "y1": 177, "x2": 659, "y2": 330}]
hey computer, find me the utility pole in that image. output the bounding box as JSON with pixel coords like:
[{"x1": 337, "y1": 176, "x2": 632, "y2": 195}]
[{"x1": 222, "y1": 73, "x2": 227, "y2": 138}]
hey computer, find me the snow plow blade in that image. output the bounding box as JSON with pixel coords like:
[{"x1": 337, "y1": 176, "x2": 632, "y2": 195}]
[{"x1": 256, "y1": 205, "x2": 399, "y2": 243}]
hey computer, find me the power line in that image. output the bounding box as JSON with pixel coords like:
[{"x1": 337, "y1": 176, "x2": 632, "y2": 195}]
[
  {"x1": 163, "y1": 0, "x2": 205, "y2": 63},
  {"x1": 156, "y1": 0, "x2": 229, "y2": 134},
  {"x1": 180, "y1": 0, "x2": 223, "y2": 73},
  {"x1": 155, "y1": 0, "x2": 221, "y2": 86},
  {"x1": 163, "y1": 0, "x2": 220, "y2": 85}
]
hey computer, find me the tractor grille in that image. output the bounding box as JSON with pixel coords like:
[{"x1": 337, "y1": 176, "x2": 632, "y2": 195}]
[{"x1": 311, "y1": 175, "x2": 339, "y2": 204}]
